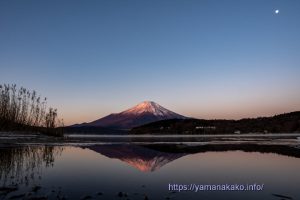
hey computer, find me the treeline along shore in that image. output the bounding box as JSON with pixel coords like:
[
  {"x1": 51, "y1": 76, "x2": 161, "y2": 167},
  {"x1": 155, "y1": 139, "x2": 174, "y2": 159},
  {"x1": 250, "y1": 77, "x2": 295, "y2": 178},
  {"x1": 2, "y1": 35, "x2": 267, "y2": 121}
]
[
  {"x1": 0, "y1": 84, "x2": 63, "y2": 136},
  {"x1": 130, "y1": 112, "x2": 300, "y2": 134}
]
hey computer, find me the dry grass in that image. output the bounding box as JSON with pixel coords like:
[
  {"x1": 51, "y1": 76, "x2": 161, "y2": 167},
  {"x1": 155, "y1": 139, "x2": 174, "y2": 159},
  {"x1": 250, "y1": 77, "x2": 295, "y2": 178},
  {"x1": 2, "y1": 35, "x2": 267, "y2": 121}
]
[{"x1": 0, "y1": 84, "x2": 63, "y2": 136}]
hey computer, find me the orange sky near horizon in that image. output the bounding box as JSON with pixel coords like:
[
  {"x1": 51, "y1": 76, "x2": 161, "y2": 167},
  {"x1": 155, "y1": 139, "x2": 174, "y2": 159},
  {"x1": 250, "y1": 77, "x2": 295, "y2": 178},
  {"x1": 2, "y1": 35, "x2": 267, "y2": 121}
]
[{"x1": 60, "y1": 99, "x2": 300, "y2": 126}]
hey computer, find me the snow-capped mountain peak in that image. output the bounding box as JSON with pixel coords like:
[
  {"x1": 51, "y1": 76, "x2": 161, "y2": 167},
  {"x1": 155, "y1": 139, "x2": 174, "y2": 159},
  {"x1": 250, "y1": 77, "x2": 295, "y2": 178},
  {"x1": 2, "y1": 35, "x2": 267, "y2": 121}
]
[
  {"x1": 74, "y1": 101, "x2": 187, "y2": 129},
  {"x1": 122, "y1": 101, "x2": 178, "y2": 117}
]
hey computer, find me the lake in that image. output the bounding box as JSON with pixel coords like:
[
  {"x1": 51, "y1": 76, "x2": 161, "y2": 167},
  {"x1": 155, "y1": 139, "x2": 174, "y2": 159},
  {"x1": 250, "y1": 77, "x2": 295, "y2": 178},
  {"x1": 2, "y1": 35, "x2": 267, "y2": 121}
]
[{"x1": 1, "y1": 133, "x2": 300, "y2": 200}]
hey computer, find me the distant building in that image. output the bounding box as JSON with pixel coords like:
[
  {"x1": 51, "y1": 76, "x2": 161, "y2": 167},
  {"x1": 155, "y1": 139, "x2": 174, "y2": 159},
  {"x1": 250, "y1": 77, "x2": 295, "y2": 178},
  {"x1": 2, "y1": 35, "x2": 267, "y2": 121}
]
[{"x1": 195, "y1": 126, "x2": 216, "y2": 130}]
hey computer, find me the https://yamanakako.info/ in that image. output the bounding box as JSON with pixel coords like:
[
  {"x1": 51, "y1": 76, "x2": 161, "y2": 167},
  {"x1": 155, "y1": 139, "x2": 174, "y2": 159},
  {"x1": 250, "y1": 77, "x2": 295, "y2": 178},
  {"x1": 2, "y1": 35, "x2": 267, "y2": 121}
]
[{"x1": 168, "y1": 183, "x2": 264, "y2": 192}]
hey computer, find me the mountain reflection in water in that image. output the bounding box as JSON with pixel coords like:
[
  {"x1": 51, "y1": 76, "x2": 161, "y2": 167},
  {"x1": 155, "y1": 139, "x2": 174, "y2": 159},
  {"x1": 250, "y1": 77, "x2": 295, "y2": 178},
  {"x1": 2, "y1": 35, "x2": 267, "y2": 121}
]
[
  {"x1": 85, "y1": 143, "x2": 300, "y2": 172},
  {"x1": 86, "y1": 145, "x2": 186, "y2": 172},
  {"x1": 0, "y1": 141, "x2": 300, "y2": 200}
]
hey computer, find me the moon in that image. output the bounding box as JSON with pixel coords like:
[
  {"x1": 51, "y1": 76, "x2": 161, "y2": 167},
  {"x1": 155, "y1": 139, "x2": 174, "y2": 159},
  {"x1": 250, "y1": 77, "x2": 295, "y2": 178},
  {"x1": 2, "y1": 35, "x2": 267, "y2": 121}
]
[{"x1": 275, "y1": 9, "x2": 279, "y2": 14}]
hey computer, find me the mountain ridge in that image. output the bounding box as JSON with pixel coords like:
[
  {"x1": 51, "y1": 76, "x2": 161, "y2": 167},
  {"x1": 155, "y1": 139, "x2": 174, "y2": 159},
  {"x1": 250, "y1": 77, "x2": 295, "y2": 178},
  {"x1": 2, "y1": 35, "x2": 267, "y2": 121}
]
[{"x1": 130, "y1": 111, "x2": 300, "y2": 134}]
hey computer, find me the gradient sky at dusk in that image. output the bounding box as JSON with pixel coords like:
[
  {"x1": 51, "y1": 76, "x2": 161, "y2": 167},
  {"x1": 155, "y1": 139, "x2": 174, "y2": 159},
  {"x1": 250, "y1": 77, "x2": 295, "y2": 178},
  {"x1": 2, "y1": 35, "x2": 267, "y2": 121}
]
[{"x1": 1, "y1": 0, "x2": 300, "y2": 125}]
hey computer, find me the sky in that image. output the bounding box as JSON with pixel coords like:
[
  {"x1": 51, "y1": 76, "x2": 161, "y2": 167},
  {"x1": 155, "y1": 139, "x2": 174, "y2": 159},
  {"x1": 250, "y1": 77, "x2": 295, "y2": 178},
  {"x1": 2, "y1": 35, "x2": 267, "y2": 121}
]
[{"x1": 0, "y1": 0, "x2": 300, "y2": 125}]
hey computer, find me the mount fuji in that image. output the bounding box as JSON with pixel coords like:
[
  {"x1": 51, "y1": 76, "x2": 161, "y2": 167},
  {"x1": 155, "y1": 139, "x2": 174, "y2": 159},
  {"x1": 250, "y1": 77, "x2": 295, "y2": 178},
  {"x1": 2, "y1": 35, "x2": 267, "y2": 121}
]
[{"x1": 73, "y1": 101, "x2": 187, "y2": 129}]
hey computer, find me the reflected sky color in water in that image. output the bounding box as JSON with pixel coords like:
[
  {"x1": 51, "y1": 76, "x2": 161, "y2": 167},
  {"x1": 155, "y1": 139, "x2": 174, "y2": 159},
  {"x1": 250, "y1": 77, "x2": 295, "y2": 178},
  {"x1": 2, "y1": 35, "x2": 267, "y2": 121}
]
[{"x1": 1, "y1": 142, "x2": 300, "y2": 200}]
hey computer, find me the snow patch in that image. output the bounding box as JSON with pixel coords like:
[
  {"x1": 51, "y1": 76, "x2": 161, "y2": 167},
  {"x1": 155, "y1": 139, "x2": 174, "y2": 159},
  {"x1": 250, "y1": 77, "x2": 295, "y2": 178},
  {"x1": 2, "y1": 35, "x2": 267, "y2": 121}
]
[{"x1": 121, "y1": 101, "x2": 184, "y2": 119}]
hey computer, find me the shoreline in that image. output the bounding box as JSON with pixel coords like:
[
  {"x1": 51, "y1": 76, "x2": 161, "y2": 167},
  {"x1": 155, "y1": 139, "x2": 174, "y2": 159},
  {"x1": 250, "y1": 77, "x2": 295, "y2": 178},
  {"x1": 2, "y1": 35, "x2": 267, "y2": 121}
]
[{"x1": 1, "y1": 132, "x2": 300, "y2": 148}]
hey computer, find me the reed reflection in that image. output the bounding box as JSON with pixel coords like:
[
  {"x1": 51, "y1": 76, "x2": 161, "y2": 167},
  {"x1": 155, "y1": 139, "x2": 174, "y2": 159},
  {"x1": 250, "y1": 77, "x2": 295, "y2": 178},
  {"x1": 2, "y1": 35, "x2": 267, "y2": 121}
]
[{"x1": 0, "y1": 146, "x2": 63, "y2": 187}]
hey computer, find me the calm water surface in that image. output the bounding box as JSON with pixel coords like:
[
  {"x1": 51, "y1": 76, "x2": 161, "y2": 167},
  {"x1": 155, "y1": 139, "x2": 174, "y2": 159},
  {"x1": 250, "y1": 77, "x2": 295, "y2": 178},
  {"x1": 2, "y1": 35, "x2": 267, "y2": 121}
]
[{"x1": 1, "y1": 135, "x2": 300, "y2": 200}]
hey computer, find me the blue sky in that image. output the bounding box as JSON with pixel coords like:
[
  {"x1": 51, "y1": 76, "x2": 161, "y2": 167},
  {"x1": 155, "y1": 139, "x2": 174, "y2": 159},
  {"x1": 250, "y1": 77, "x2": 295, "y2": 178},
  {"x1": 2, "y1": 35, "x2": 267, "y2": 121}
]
[{"x1": 1, "y1": 0, "x2": 300, "y2": 125}]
